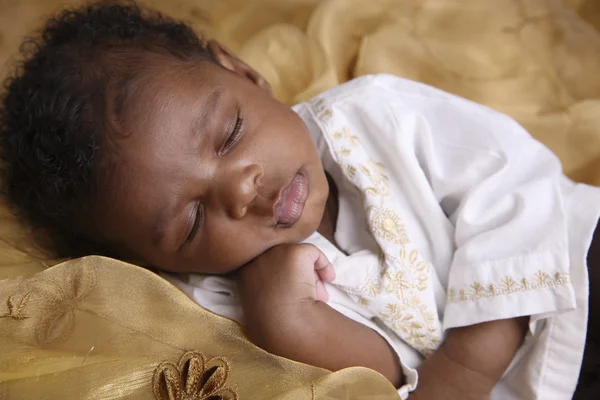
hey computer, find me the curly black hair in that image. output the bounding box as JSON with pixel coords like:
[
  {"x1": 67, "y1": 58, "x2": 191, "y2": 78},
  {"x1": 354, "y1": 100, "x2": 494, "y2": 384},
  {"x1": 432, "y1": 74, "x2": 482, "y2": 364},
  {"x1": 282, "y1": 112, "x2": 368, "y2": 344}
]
[{"x1": 0, "y1": 1, "x2": 214, "y2": 258}]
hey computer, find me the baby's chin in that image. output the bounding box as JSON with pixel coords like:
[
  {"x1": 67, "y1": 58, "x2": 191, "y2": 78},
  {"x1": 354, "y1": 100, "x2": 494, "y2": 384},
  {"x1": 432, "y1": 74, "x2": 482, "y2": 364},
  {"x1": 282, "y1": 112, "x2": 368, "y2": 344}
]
[{"x1": 295, "y1": 208, "x2": 326, "y2": 242}]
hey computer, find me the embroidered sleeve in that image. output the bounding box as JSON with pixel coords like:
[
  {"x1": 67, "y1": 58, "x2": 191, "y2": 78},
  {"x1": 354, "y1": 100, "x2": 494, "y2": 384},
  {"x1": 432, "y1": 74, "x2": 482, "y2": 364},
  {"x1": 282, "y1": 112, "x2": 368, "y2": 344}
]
[{"x1": 380, "y1": 79, "x2": 575, "y2": 329}]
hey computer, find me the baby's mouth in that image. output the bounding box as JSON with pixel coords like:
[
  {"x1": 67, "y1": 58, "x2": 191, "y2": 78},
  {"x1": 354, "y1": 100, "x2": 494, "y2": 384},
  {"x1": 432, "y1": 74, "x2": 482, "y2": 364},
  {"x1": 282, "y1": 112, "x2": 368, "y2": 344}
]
[{"x1": 274, "y1": 171, "x2": 309, "y2": 227}]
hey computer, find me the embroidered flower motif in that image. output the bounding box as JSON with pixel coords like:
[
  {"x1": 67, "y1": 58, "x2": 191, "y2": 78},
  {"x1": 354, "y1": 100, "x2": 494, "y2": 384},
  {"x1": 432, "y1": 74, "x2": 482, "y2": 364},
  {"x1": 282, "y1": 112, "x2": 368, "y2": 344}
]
[
  {"x1": 501, "y1": 276, "x2": 518, "y2": 292},
  {"x1": 369, "y1": 207, "x2": 409, "y2": 245},
  {"x1": 385, "y1": 271, "x2": 410, "y2": 298},
  {"x1": 333, "y1": 127, "x2": 360, "y2": 147},
  {"x1": 396, "y1": 248, "x2": 430, "y2": 292},
  {"x1": 311, "y1": 98, "x2": 333, "y2": 121},
  {"x1": 554, "y1": 272, "x2": 569, "y2": 285},
  {"x1": 359, "y1": 163, "x2": 390, "y2": 197},
  {"x1": 35, "y1": 264, "x2": 97, "y2": 345},
  {"x1": 0, "y1": 293, "x2": 31, "y2": 320},
  {"x1": 448, "y1": 270, "x2": 571, "y2": 303},
  {"x1": 448, "y1": 288, "x2": 456, "y2": 302},
  {"x1": 380, "y1": 298, "x2": 439, "y2": 354},
  {"x1": 535, "y1": 271, "x2": 550, "y2": 286},
  {"x1": 365, "y1": 279, "x2": 382, "y2": 297},
  {"x1": 153, "y1": 351, "x2": 237, "y2": 400},
  {"x1": 345, "y1": 165, "x2": 357, "y2": 178},
  {"x1": 339, "y1": 147, "x2": 352, "y2": 157},
  {"x1": 327, "y1": 123, "x2": 443, "y2": 355},
  {"x1": 470, "y1": 282, "x2": 485, "y2": 297}
]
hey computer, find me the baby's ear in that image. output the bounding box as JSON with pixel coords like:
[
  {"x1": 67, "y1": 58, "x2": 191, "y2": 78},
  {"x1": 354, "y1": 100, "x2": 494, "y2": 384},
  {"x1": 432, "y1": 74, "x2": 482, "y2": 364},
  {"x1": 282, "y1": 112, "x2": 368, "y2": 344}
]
[{"x1": 207, "y1": 39, "x2": 273, "y2": 94}]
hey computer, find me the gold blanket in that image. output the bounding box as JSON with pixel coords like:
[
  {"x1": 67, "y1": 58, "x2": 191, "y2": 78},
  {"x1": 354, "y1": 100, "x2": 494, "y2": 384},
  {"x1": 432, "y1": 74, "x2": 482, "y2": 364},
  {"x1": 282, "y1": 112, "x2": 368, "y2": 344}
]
[{"x1": 1, "y1": 0, "x2": 599, "y2": 398}]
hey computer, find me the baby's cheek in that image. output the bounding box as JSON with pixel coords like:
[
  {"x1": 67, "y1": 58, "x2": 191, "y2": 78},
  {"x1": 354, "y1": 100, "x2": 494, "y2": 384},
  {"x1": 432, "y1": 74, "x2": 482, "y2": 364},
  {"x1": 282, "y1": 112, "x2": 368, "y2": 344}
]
[{"x1": 203, "y1": 225, "x2": 269, "y2": 272}]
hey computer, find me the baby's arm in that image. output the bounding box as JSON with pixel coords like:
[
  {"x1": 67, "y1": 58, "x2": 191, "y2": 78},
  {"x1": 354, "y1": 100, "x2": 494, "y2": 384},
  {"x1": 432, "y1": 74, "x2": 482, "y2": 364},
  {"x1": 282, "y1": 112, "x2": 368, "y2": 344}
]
[
  {"x1": 238, "y1": 243, "x2": 403, "y2": 387},
  {"x1": 412, "y1": 317, "x2": 528, "y2": 399},
  {"x1": 239, "y1": 243, "x2": 529, "y2": 397}
]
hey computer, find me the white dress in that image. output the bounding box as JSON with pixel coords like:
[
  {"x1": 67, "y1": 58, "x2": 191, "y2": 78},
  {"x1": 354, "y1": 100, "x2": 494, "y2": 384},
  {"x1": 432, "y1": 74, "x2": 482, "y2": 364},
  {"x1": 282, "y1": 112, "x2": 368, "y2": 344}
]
[{"x1": 163, "y1": 75, "x2": 600, "y2": 399}]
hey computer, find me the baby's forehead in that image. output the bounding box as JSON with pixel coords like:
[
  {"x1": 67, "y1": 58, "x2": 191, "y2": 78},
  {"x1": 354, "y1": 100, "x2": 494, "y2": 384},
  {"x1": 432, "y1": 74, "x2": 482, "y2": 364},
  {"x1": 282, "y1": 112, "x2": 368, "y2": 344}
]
[
  {"x1": 106, "y1": 67, "x2": 227, "y2": 173},
  {"x1": 115, "y1": 57, "x2": 223, "y2": 122}
]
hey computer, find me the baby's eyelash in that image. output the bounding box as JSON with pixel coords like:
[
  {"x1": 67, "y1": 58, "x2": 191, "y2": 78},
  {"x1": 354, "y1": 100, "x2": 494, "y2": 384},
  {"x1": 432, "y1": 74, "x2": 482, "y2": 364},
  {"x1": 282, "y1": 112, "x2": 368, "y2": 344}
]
[
  {"x1": 183, "y1": 203, "x2": 203, "y2": 247},
  {"x1": 219, "y1": 110, "x2": 244, "y2": 155}
]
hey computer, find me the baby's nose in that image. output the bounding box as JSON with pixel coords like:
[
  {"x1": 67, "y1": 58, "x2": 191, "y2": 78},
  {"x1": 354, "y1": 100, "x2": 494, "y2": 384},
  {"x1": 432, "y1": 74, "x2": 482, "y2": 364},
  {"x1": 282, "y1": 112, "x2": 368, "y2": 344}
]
[{"x1": 226, "y1": 164, "x2": 263, "y2": 220}]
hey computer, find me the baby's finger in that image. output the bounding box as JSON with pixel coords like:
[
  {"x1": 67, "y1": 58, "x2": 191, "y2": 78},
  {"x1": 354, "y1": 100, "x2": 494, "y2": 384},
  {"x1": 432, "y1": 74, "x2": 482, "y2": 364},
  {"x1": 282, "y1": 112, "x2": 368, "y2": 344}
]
[
  {"x1": 303, "y1": 244, "x2": 336, "y2": 282},
  {"x1": 314, "y1": 252, "x2": 335, "y2": 283},
  {"x1": 314, "y1": 273, "x2": 329, "y2": 302},
  {"x1": 316, "y1": 263, "x2": 336, "y2": 283},
  {"x1": 306, "y1": 245, "x2": 331, "y2": 269}
]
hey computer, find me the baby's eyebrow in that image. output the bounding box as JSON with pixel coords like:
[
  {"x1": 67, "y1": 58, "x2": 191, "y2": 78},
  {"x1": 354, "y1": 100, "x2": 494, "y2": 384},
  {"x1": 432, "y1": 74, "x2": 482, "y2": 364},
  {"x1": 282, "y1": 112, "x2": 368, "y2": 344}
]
[{"x1": 191, "y1": 86, "x2": 224, "y2": 137}]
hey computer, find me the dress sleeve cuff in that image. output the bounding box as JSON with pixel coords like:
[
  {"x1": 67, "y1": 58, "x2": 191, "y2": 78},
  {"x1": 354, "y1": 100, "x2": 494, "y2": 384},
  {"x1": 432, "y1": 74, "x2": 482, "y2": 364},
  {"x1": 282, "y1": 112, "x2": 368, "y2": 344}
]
[{"x1": 443, "y1": 251, "x2": 575, "y2": 330}]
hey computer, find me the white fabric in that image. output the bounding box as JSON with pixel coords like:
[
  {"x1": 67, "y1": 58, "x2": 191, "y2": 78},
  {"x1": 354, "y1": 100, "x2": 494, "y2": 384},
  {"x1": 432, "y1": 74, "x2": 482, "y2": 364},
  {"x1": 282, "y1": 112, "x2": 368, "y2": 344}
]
[{"x1": 163, "y1": 75, "x2": 600, "y2": 399}]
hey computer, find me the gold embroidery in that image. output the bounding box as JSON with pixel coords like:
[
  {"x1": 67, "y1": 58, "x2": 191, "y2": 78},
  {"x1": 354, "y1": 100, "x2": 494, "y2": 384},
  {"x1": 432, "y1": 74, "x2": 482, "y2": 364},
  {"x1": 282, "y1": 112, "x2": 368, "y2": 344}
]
[
  {"x1": 359, "y1": 162, "x2": 390, "y2": 197},
  {"x1": 0, "y1": 293, "x2": 31, "y2": 320},
  {"x1": 311, "y1": 98, "x2": 333, "y2": 121},
  {"x1": 328, "y1": 124, "x2": 442, "y2": 355},
  {"x1": 35, "y1": 264, "x2": 97, "y2": 345},
  {"x1": 329, "y1": 127, "x2": 390, "y2": 197},
  {"x1": 448, "y1": 288, "x2": 456, "y2": 302},
  {"x1": 368, "y1": 207, "x2": 409, "y2": 245},
  {"x1": 380, "y1": 297, "x2": 439, "y2": 355},
  {"x1": 153, "y1": 350, "x2": 237, "y2": 400},
  {"x1": 333, "y1": 277, "x2": 382, "y2": 302},
  {"x1": 365, "y1": 279, "x2": 382, "y2": 297},
  {"x1": 535, "y1": 270, "x2": 550, "y2": 286},
  {"x1": 358, "y1": 297, "x2": 370, "y2": 306},
  {"x1": 333, "y1": 127, "x2": 360, "y2": 147},
  {"x1": 447, "y1": 270, "x2": 571, "y2": 303},
  {"x1": 385, "y1": 271, "x2": 410, "y2": 298},
  {"x1": 369, "y1": 160, "x2": 387, "y2": 172},
  {"x1": 359, "y1": 165, "x2": 371, "y2": 177},
  {"x1": 471, "y1": 282, "x2": 485, "y2": 297},
  {"x1": 339, "y1": 147, "x2": 352, "y2": 157},
  {"x1": 345, "y1": 165, "x2": 356, "y2": 178},
  {"x1": 332, "y1": 283, "x2": 366, "y2": 297}
]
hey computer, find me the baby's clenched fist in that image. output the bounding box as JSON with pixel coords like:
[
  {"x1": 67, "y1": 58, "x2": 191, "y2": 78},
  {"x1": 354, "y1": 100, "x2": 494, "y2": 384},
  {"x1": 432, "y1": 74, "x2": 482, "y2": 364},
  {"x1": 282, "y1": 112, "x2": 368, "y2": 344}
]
[{"x1": 237, "y1": 243, "x2": 335, "y2": 347}]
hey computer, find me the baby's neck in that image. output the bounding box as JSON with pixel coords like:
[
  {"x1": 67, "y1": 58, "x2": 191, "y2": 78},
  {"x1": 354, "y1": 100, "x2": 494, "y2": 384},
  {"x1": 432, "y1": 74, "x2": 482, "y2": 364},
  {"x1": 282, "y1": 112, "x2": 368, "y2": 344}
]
[{"x1": 317, "y1": 172, "x2": 340, "y2": 249}]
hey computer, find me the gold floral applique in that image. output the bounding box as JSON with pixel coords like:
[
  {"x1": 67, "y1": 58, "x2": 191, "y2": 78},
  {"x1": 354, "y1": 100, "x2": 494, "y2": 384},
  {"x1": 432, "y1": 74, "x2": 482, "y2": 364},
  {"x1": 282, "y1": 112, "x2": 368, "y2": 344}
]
[
  {"x1": 153, "y1": 351, "x2": 237, "y2": 400},
  {"x1": 447, "y1": 270, "x2": 571, "y2": 303},
  {"x1": 0, "y1": 293, "x2": 31, "y2": 320}
]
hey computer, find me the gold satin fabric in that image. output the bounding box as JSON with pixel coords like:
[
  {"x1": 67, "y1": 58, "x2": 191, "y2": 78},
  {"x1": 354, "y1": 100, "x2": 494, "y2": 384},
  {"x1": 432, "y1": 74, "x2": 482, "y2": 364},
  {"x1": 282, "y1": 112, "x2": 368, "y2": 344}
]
[
  {"x1": 1, "y1": 0, "x2": 600, "y2": 398},
  {"x1": 0, "y1": 252, "x2": 398, "y2": 399}
]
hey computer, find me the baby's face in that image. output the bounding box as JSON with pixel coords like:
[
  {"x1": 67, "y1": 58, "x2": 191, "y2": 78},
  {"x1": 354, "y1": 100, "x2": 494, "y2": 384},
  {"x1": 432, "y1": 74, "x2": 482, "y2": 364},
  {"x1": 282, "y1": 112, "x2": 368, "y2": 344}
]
[{"x1": 95, "y1": 60, "x2": 329, "y2": 274}]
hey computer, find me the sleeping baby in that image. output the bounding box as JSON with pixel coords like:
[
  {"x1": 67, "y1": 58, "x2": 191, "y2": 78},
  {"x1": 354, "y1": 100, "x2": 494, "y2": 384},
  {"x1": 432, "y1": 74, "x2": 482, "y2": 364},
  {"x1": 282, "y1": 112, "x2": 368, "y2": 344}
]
[{"x1": 1, "y1": 2, "x2": 598, "y2": 399}]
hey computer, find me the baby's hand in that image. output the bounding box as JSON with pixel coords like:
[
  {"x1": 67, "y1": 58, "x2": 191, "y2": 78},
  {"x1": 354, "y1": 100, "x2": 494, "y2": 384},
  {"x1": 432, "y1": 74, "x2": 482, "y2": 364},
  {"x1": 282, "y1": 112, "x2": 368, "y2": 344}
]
[
  {"x1": 238, "y1": 244, "x2": 403, "y2": 387},
  {"x1": 238, "y1": 243, "x2": 336, "y2": 307},
  {"x1": 237, "y1": 244, "x2": 336, "y2": 351}
]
